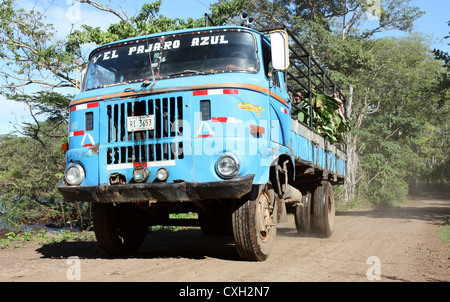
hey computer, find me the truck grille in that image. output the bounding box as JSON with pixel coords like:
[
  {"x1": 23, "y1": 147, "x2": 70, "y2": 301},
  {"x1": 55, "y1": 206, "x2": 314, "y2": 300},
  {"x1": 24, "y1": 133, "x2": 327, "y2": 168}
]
[
  {"x1": 106, "y1": 96, "x2": 183, "y2": 142},
  {"x1": 106, "y1": 142, "x2": 184, "y2": 165},
  {"x1": 105, "y1": 96, "x2": 184, "y2": 165}
]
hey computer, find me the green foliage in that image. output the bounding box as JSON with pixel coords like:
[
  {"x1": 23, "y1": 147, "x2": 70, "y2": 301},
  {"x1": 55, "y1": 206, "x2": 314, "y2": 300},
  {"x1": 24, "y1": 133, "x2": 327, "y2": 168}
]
[
  {"x1": 1, "y1": 231, "x2": 33, "y2": 248},
  {"x1": 0, "y1": 90, "x2": 76, "y2": 228},
  {"x1": 0, "y1": 229, "x2": 95, "y2": 248},
  {"x1": 40, "y1": 229, "x2": 95, "y2": 245},
  {"x1": 296, "y1": 90, "x2": 349, "y2": 144},
  {"x1": 436, "y1": 219, "x2": 450, "y2": 245},
  {"x1": 0, "y1": 130, "x2": 67, "y2": 227},
  {"x1": 357, "y1": 144, "x2": 421, "y2": 206},
  {"x1": 0, "y1": 131, "x2": 65, "y2": 197},
  {"x1": 149, "y1": 213, "x2": 199, "y2": 232},
  {"x1": 349, "y1": 35, "x2": 448, "y2": 205},
  {"x1": 209, "y1": 0, "x2": 249, "y2": 25},
  {"x1": 425, "y1": 21, "x2": 450, "y2": 184},
  {"x1": 8, "y1": 91, "x2": 71, "y2": 126}
]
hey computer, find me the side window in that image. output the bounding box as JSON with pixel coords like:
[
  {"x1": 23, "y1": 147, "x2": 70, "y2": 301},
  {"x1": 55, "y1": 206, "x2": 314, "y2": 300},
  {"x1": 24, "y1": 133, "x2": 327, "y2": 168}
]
[
  {"x1": 262, "y1": 41, "x2": 271, "y2": 78},
  {"x1": 85, "y1": 112, "x2": 94, "y2": 131}
]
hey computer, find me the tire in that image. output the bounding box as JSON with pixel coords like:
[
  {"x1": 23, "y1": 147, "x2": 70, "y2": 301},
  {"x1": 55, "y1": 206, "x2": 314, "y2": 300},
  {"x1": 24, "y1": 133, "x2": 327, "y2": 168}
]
[
  {"x1": 93, "y1": 203, "x2": 148, "y2": 257},
  {"x1": 294, "y1": 191, "x2": 312, "y2": 234},
  {"x1": 312, "y1": 181, "x2": 335, "y2": 238},
  {"x1": 232, "y1": 184, "x2": 277, "y2": 261}
]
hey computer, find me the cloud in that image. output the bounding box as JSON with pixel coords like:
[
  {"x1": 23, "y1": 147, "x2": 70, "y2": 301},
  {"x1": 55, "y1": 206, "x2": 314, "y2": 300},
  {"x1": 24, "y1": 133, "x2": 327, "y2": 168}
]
[{"x1": 47, "y1": 1, "x2": 116, "y2": 37}]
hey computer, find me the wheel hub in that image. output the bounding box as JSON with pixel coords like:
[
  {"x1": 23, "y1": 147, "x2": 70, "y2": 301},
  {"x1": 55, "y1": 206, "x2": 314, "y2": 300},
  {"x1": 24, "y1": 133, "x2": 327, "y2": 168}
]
[{"x1": 257, "y1": 192, "x2": 275, "y2": 242}]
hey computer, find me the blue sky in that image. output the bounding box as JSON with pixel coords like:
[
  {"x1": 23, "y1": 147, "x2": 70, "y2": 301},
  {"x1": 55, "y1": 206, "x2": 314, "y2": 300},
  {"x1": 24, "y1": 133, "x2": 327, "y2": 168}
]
[
  {"x1": 0, "y1": 0, "x2": 448, "y2": 135},
  {"x1": 400, "y1": 0, "x2": 449, "y2": 52}
]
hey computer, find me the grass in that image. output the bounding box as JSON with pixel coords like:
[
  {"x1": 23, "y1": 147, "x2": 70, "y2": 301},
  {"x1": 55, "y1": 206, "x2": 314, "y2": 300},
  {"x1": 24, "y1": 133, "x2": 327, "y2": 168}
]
[
  {"x1": 1, "y1": 226, "x2": 198, "y2": 249},
  {"x1": 149, "y1": 212, "x2": 199, "y2": 233},
  {"x1": 0, "y1": 229, "x2": 95, "y2": 248},
  {"x1": 436, "y1": 218, "x2": 450, "y2": 245}
]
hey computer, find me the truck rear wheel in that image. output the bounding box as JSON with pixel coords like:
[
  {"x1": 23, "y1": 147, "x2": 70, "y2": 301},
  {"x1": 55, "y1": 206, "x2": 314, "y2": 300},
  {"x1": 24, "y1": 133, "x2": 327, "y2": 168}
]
[
  {"x1": 93, "y1": 203, "x2": 148, "y2": 257},
  {"x1": 232, "y1": 184, "x2": 277, "y2": 261},
  {"x1": 295, "y1": 191, "x2": 312, "y2": 234},
  {"x1": 312, "y1": 181, "x2": 335, "y2": 238}
]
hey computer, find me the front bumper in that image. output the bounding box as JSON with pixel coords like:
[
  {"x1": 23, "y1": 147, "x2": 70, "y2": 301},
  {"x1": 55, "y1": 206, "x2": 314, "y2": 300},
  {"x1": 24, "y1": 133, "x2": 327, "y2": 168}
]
[{"x1": 57, "y1": 174, "x2": 255, "y2": 203}]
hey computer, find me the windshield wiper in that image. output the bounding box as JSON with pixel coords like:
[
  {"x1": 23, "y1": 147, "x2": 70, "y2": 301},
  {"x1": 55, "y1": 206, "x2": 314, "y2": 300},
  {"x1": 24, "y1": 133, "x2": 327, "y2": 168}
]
[
  {"x1": 123, "y1": 78, "x2": 153, "y2": 92},
  {"x1": 167, "y1": 70, "x2": 206, "y2": 77}
]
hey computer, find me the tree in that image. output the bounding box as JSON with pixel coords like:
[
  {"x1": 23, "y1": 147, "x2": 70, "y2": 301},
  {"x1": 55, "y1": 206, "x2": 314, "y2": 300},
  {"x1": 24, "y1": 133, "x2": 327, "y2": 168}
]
[
  {"x1": 427, "y1": 20, "x2": 450, "y2": 184},
  {"x1": 209, "y1": 0, "x2": 423, "y2": 39},
  {"x1": 432, "y1": 20, "x2": 449, "y2": 108},
  {"x1": 7, "y1": 91, "x2": 70, "y2": 143},
  {"x1": 0, "y1": 122, "x2": 67, "y2": 228},
  {"x1": 0, "y1": 91, "x2": 72, "y2": 228},
  {"x1": 0, "y1": 0, "x2": 79, "y2": 90},
  {"x1": 351, "y1": 35, "x2": 447, "y2": 205}
]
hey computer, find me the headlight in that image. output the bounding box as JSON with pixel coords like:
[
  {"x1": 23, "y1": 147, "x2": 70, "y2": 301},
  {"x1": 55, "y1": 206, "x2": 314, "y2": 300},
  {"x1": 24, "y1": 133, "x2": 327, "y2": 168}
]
[
  {"x1": 133, "y1": 165, "x2": 150, "y2": 183},
  {"x1": 216, "y1": 153, "x2": 240, "y2": 179},
  {"x1": 156, "y1": 168, "x2": 169, "y2": 181},
  {"x1": 65, "y1": 163, "x2": 86, "y2": 185}
]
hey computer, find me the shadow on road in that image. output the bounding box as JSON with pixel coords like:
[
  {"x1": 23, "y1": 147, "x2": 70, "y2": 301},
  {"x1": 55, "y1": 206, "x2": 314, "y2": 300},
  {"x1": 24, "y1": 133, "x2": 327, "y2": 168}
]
[{"x1": 36, "y1": 229, "x2": 240, "y2": 261}]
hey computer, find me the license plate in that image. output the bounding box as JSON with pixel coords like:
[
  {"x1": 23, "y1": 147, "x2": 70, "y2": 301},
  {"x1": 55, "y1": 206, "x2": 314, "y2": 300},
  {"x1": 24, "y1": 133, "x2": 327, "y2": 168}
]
[{"x1": 127, "y1": 115, "x2": 155, "y2": 132}]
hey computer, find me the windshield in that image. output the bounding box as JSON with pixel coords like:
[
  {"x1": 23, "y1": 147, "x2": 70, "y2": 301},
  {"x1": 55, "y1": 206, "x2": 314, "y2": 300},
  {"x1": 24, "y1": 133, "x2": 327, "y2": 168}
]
[{"x1": 83, "y1": 30, "x2": 259, "y2": 91}]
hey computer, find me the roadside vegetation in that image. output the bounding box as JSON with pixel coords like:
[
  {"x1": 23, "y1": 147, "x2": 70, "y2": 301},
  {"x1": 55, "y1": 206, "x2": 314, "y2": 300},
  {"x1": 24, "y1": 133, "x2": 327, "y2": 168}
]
[
  {"x1": 436, "y1": 219, "x2": 450, "y2": 245},
  {"x1": 0, "y1": 229, "x2": 95, "y2": 249},
  {"x1": 0, "y1": 212, "x2": 198, "y2": 249},
  {"x1": 0, "y1": 212, "x2": 198, "y2": 248},
  {"x1": 0, "y1": 0, "x2": 448, "y2": 233}
]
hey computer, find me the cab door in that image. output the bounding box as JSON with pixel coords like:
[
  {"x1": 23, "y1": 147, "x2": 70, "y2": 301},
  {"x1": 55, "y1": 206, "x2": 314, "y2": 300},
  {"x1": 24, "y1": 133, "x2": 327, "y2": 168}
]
[{"x1": 269, "y1": 71, "x2": 290, "y2": 146}]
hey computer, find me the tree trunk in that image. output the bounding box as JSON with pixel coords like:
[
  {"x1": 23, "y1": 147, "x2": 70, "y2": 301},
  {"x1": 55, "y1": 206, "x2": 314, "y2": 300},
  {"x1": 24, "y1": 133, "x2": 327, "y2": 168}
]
[{"x1": 342, "y1": 86, "x2": 357, "y2": 203}]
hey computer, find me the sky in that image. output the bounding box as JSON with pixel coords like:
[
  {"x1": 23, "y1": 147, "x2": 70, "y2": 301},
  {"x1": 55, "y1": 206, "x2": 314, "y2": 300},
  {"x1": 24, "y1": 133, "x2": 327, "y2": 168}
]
[{"x1": 0, "y1": 0, "x2": 449, "y2": 135}]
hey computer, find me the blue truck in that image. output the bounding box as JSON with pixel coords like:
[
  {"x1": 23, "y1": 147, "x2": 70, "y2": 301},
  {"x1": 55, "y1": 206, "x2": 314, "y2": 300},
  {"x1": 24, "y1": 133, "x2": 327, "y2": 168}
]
[{"x1": 58, "y1": 20, "x2": 347, "y2": 261}]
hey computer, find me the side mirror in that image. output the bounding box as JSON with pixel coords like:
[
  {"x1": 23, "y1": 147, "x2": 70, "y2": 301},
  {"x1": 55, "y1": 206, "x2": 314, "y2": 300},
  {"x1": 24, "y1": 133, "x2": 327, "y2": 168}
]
[
  {"x1": 269, "y1": 30, "x2": 289, "y2": 71},
  {"x1": 78, "y1": 62, "x2": 88, "y2": 93}
]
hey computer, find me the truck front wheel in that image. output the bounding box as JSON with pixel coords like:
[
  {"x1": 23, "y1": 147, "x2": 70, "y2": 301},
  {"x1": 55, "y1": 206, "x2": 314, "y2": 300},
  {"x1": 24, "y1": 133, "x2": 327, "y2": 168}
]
[
  {"x1": 93, "y1": 203, "x2": 148, "y2": 257},
  {"x1": 232, "y1": 184, "x2": 277, "y2": 261}
]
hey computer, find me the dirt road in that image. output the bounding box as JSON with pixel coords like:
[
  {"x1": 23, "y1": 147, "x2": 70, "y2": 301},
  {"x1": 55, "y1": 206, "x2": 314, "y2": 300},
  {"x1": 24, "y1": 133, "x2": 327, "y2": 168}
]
[{"x1": 1, "y1": 195, "x2": 448, "y2": 283}]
